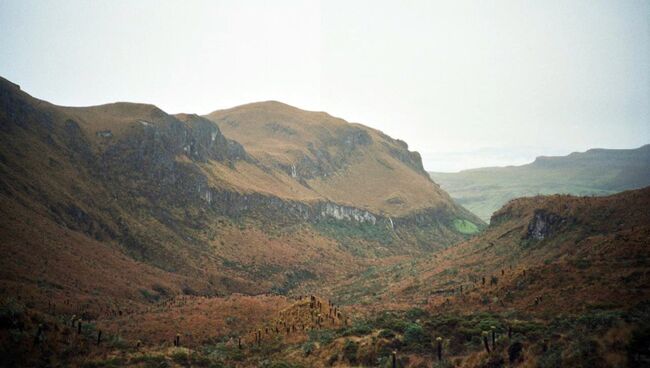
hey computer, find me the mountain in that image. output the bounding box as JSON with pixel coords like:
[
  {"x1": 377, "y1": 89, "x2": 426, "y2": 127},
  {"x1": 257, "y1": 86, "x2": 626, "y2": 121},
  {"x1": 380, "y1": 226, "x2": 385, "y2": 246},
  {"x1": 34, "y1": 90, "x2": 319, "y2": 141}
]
[
  {"x1": 1, "y1": 76, "x2": 648, "y2": 367},
  {"x1": 429, "y1": 145, "x2": 650, "y2": 222},
  {"x1": 0, "y1": 76, "x2": 482, "y2": 317}
]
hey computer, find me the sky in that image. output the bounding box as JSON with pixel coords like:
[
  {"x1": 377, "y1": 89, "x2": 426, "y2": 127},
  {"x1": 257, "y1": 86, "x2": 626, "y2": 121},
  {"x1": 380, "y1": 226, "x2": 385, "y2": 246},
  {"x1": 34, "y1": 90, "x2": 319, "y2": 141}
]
[{"x1": 1, "y1": 0, "x2": 648, "y2": 172}]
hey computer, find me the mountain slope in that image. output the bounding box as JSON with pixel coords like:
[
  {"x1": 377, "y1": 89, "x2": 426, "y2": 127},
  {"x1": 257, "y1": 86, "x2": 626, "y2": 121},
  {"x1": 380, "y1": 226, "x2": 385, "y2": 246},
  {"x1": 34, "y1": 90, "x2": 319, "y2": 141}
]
[
  {"x1": 0, "y1": 77, "x2": 482, "y2": 316},
  {"x1": 429, "y1": 145, "x2": 650, "y2": 222},
  {"x1": 337, "y1": 187, "x2": 650, "y2": 313},
  {"x1": 205, "y1": 101, "x2": 458, "y2": 217}
]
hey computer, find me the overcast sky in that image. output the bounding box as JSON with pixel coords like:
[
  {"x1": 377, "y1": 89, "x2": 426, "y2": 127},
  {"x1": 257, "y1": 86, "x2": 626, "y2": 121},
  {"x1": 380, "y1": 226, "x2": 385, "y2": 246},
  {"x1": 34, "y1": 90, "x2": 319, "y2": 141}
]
[{"x1": 1, "y1": 0, "x2": 648, "y2": 171}]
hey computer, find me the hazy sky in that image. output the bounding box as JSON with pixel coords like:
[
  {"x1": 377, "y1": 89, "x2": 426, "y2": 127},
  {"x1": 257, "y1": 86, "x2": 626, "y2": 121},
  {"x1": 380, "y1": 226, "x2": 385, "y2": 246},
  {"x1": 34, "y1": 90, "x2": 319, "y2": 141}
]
[{"x1": 1, "y1": 0, "x2": 648, "y2": 171}]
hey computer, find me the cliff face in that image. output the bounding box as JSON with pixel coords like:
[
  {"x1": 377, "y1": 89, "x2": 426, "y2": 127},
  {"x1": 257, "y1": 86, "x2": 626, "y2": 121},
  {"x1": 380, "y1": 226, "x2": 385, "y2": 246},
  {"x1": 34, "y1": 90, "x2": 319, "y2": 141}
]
[{"x1": 0, "y1": 77, "x2": 482, "y2": 306}]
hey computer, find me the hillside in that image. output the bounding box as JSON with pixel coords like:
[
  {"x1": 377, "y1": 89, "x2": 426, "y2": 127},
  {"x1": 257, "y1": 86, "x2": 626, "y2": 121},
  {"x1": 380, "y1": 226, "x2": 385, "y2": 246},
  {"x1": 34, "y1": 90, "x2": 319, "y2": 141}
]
[
  {"x1": 429, "y1": 145, "x2": 650, "y2": 221},
  {"x1": 205, "y1": 102, "x2": 451, "y2": 217},
  {"x1": 5, "y1": 75, "x2": 648, "y2": 367},
  {"x1": 0, "y1": 76, "x2": 482, "y2": 321},
  {"x1": 273, "y1": 187, "x2": 650, "y2": 367},
  {"x1": 3, "y1": 188, "x2": 644, "y2": 367}
]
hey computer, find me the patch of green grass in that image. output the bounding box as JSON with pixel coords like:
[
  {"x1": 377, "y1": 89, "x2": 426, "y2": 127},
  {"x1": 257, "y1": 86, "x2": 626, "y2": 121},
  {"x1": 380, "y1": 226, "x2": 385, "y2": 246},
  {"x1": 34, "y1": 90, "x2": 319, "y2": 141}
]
[
  {"x1": 452, "y1": 218, "x2": 480, "y2": 235},
  {"x1": 314, "y1": 218, "x2": 395, "y2": 245}
]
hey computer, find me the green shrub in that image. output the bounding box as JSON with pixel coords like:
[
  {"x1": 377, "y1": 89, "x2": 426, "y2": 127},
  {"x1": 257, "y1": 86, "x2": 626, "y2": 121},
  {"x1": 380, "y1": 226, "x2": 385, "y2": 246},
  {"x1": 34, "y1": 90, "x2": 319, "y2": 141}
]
[
  {"x1": 171, "y1": 349, "x2": 190, "y2": 366},
  {"x1": 341, "y1": 321, "x2": 373, "y2": 336},
  {"x1": 343, "y1": 339, "x2": 359, "y2": 363},
  {"x1": 405, "y1": 307, "x2": 427, "y2": 320},
  {"x1": 308, "y1": 329, "x2": 336, "y2": 345},
  {"x1": 403, "y1": 323, "x2": 428, "y2": 349},
  {"x1": 301, "y1": 341, "x2": 315, "y2": 356}
]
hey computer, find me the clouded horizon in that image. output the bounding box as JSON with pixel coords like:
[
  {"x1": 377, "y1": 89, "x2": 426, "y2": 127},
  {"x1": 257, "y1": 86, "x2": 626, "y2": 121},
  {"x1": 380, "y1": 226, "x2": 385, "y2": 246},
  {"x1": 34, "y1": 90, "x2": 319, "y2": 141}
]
[{"x1": 1, "y1": 0, "x2": 648, "y2": 172}]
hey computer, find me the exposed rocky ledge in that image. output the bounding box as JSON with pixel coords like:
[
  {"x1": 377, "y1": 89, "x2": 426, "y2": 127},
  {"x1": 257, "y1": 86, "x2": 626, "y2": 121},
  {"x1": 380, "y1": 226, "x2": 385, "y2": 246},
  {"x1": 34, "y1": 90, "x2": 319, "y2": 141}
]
[
  {"x1": 195, "y1": 183, "x2": 460, "y2": 230},
  {"x1": 525, "y1": 210, "x2": 569, "y2": 240}
]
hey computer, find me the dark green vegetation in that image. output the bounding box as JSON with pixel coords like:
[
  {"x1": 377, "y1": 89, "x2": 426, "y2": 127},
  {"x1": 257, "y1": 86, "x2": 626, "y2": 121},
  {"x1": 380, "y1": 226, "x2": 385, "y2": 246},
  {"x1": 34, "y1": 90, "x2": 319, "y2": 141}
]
[
  {"x1": 430, "y1": 145, "x2": 650, "y2": 221},
  {"x1": 310, "y1": 304, "x2": 650, "y2": 368}
]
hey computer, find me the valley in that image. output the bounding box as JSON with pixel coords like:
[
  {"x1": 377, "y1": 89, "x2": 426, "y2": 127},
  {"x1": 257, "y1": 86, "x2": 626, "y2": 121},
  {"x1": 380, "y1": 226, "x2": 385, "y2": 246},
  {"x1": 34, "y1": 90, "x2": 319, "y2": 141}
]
[{"x1": 0, "y1": 78, "x2": 648, "y2": 367}]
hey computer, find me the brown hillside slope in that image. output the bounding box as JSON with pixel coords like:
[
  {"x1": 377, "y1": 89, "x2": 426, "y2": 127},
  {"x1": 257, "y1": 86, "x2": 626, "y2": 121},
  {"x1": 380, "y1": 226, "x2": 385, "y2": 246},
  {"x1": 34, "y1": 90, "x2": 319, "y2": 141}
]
[
  {"x1": 330, "y1": 187, "x2": 650, "y2": 313},
  {"x1": 205, "y1": 101, "x2": 467, "y2": 217},
  {"x1": 0, "y1": 76, "x2": 481, "y2": 319}
]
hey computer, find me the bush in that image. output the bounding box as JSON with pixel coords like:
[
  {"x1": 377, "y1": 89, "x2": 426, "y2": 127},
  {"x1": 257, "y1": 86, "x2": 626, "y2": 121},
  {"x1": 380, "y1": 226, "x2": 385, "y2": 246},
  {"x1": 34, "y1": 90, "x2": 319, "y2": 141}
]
[
  {"x1": 378, "y1": 329, "x2": 395, "y2": 339},
  {"x1": 508, "y1": 341, "x2": 524, "y2": 363},
  {"x1": 0, "y1": 298, "x2": 24, "y2": 329},
  {"x1": 341, "y1": 321, "x2": 373, "y2": 336},
  {"x1": 563, "y1": 337, "x2": 604, "y2": 368},
  {"x1": 301, "y1": 341, "x2": 315, "y2": 356},
  {"x1": 171, "y1": 349, "x2": 190, "y2": 366},
  {"x1": 576, "y1": 310, "x2": 622, "y2": 330},
  {"x1": 308, "y1": 329, "x2": 335, "y2": 345},
  {"x1": 405, "y1": 308, "x2": 427, "y2": 320},
  {"x1": 403, "y1": 323, "x2": 428, "y2": 349},
  {"x1": 343, "y1": 339, "x2": 359, "y2": 363}
]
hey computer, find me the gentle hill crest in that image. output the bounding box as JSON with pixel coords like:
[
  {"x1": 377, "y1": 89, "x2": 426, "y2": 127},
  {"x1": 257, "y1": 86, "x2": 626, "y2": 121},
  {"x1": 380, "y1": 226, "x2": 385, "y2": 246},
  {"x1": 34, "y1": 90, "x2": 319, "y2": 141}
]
[{"x1": 430, "y1": 145, "x2": 650, "y2": 221}]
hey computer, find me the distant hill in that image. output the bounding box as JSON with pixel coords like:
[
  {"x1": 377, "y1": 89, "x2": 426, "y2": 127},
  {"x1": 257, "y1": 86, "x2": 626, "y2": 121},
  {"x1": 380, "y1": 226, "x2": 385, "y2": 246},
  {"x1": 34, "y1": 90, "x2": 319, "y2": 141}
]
[{"x1": 429, "y1": 145, "x2": 650, "y2": 222}]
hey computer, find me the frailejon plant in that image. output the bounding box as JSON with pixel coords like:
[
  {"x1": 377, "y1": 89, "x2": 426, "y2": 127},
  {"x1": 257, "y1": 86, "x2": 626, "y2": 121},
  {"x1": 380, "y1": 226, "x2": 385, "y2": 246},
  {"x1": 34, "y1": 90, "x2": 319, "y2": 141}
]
[
  {"x1": 482, "y1": 331, "x2": 491, "y2": 353},
  {"x1": 491, "y1": 325, "x2": 496, "y2": 350}
]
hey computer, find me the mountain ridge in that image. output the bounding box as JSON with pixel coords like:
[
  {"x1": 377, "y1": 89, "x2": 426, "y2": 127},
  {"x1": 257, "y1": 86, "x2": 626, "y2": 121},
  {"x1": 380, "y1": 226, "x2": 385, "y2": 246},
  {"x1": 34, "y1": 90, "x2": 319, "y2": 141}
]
[
  {"x1": 0, "y1": 76, "x2": 482, "y2": 315},
  {"x1": 429, "y1": 145, "x2": 650, "y2": 221}
]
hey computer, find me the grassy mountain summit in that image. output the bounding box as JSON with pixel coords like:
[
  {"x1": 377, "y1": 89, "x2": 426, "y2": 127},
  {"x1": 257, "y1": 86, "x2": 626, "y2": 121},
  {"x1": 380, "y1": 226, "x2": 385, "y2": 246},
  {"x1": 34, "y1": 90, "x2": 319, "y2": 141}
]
[
  {"x1": 205, "y1": 101, "x2": 455, "y2": 217},
  {"x1": 429, "y1": 145, "x2": 650, "y2": 222}
]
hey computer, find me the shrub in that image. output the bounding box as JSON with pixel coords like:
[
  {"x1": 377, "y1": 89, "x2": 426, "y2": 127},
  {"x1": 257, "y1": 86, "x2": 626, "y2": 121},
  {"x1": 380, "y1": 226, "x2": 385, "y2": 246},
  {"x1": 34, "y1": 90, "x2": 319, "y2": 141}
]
[
  {"x1": 403, "y1": 323, "x2": 428, "y2": 349},
  {"x1": 508, "y1": 341, "x2": 524, "y2": 363},
  {"x1": 341, "y1": 321, "x2": 373, "y2": 336},
  {"x1": 308, "y1": 329, "x2": 335, "y2": 345},
  {"x1": 405, "y1": 308, "x2": 427, "y2": 320},
  {"x1": 0, "y1": 298, "x2": 24, "y2": 329},
  {"x1": 343, "y1": 339, "x2": 358, "y2": 363},
  {"x1": 171, "y1": 349, "x2": 190, "y2": 366},
  {"x1": 563, "y1": 337, "x2": 603, "y2": 368},
  {"x1": 301, "y1": 341, "x2": 315, "y2": 356}
]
